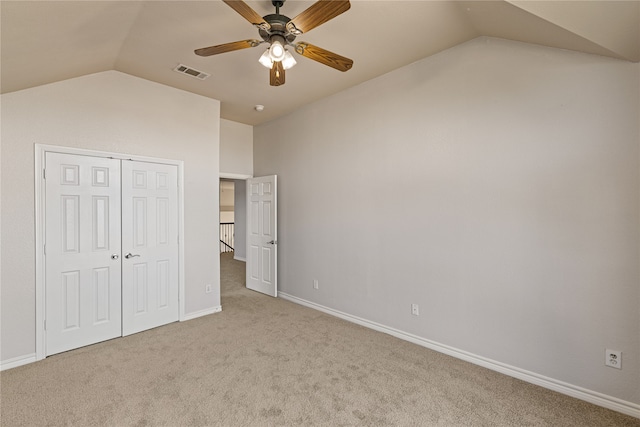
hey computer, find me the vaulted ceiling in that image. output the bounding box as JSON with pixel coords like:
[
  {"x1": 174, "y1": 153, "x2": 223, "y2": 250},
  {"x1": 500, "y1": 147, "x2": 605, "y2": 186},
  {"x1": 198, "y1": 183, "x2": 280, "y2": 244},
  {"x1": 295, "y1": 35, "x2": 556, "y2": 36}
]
[{"x1": 2, "y1": 1, "x2": 638, "y2": 125}]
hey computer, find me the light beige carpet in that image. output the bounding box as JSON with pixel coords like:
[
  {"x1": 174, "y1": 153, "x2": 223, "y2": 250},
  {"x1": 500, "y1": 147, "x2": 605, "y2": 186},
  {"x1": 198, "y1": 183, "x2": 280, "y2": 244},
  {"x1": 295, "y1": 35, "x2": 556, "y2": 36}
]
[{"x1": 1, "y1": 253, "x2": 638, "y2": 426}]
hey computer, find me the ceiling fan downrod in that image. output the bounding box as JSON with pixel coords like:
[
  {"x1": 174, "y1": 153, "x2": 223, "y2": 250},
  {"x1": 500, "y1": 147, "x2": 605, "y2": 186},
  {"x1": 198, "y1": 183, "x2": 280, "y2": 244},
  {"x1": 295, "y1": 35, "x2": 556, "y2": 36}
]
[{"x1": 272, "y1": 0, "x2": 284, "y2": 16}]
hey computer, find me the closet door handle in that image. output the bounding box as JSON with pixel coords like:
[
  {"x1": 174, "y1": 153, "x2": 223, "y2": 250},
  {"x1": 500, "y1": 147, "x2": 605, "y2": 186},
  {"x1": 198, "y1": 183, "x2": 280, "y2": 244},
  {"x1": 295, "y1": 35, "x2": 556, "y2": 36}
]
[
  {"x1": 111, "y1": 254, "x2": 119, "y2": 260},
  {"x1": 125, "y1": 253, "x2": 140, "y2": 259}
]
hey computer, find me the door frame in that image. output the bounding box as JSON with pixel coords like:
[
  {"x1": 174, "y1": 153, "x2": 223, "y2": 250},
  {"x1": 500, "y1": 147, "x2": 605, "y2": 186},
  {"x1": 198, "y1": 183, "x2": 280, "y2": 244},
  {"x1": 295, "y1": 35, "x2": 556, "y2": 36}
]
[
  {"x1": 218, "y1": 173, "x2": 251, "y2": 300},
  {"x1": 34, "y1": 144, "x2": 186, "y2": 361},
  {"x1": 219, "y1": 173, "x2": 251, "y2": 261}
]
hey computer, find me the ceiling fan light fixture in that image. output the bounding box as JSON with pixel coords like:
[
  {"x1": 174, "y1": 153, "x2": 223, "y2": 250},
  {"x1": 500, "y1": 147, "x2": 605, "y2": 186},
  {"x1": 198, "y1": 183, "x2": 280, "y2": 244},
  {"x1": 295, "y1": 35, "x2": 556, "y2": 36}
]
[
  {"x1": 269, "y1": 35, "x2": 286, "y2": 62},
  {"x1": 281, "y1": 50, "x2": 297, "y2": 70},
  {"x1": 258, "y1": 49, "x2": 274, "y2": 69},
  {"x1": 196, "y1": 0, "x2": 354, "y2": 87}
]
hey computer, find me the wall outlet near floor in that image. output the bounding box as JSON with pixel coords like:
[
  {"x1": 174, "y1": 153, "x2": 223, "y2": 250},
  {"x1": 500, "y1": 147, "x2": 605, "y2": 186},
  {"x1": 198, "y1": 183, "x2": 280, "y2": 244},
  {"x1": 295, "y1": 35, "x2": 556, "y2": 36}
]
[
  {"x1": 205, "y1": 284, "x2": 212, "y2": 294},
  {"x1": 605, "y1": 349, "x2": 622, "y2": 369},
  {"x1": 313, "y1": 279, "x2": 319, "y2": 290},
  {"x1": 411, "y1": 304, "x2": 419, "y2": 316}
]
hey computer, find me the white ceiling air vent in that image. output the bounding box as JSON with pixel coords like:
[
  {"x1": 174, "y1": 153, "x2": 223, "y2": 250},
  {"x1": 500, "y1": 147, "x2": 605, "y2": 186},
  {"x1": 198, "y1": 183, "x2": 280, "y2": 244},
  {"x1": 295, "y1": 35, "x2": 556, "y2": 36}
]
[{"x1": 173, "y1": 64, "x2": 210, "y2": 80}]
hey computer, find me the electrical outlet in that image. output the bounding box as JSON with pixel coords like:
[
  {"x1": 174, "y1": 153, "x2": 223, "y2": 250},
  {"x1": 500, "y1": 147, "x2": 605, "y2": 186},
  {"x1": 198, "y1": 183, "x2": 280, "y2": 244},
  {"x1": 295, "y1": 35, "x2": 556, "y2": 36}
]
[
  {"x1": 605, "y1": 349, "x2": 622, "y2": 369},
  {"x1": 205, "y1": 284, "x2": 212, "y2": 294},
  {"x1": 411, "y1": 304, "x2": 419, "y2": 316},
  {"x1": 313, "y1": 279, "x2": 319, "y2": 290}
]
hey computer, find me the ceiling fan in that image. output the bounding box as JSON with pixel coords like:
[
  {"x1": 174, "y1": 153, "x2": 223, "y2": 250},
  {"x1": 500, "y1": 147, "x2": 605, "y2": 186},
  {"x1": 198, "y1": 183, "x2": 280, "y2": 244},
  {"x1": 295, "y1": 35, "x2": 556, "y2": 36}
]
[{"x1": 194, "y1": 0, "x2": 353, "y2": 86}]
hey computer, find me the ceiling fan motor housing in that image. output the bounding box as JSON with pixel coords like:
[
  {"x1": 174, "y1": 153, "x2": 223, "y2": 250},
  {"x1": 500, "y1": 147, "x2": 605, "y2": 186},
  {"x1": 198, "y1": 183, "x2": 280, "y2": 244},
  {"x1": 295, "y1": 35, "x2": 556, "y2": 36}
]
[{"x1": 259, "y1": 14, "x2": 297, "y2": 44}]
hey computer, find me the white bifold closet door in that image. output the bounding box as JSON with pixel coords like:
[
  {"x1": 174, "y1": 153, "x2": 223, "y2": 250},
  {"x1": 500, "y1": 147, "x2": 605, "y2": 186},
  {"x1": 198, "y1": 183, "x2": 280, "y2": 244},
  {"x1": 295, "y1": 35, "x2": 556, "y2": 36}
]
[
  {"x1": 121, "y1": 160, "x2": 179, "y2": 336},
  {"x1": 45, "y1": 153, "x2": 123, "y2": 355},
  {"x1": 45, "y1": 153, "x2": 179, "y2": 356}
]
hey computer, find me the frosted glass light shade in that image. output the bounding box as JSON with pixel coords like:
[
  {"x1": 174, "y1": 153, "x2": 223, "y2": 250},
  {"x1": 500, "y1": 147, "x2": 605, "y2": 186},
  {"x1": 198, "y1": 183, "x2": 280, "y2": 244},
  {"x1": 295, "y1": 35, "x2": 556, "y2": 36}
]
[
  {"x1": 258, "y1": 50, "x2": 273, "y2": 69},
  {"x1": 269, "y1": 39, "x2": 286, "y2": 62},
  {"x1": 282, "y1": 51, "x2": 297, "y2": 70}
]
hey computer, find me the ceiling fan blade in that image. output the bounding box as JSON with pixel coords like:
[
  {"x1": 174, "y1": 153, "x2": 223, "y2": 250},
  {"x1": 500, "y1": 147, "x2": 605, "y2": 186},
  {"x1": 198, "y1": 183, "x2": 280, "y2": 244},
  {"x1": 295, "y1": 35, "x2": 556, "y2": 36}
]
[
  {"x1": 223, "y1": 0, "x2": 271, "y2": 31},
  {"x1": 270, "y1": 61, "x2": 285, "y2": 86},
  {"x1": 286, "y1": 0, "x2": 350, "y2": 35},
  {"x1": 294, "y1": 42, "x2": 353, "y2": 72},
  {"x1": 194, "y1": 39, "x2": 261, "y2": 56}
]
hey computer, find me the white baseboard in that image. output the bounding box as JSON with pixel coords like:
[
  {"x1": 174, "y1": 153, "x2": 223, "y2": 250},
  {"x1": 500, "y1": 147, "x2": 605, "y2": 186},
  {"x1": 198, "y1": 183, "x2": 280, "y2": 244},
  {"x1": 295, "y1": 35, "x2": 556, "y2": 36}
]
[
  {"x1": 0, "y1": 353, "x2": 37, "y2": 371},
  {"x1": 2, "y1": 307, "x2": 223, "y2": 370},
  {"x1": 278, "y1": 292, "x2": 640, "y2": 419},
  {"x1": 181, "y1": 305, "x2": 222, "y2": 321},
  {"x1": 233, "y1": 255, "x2": 246, "y2": 262}
]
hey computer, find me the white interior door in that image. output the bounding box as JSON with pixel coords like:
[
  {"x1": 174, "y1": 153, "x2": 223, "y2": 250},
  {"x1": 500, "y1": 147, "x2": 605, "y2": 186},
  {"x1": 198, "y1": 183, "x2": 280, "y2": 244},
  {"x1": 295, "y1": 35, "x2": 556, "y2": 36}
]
[
  {"x1": 121, "y1": 160, "x2": 179, "y2": 335},
  {"x1": 246, "y1": 175, "x2": 277, "y2": 297},
  {"x1": 45, "y1": 152, "x2": 122, "y2": 356}
]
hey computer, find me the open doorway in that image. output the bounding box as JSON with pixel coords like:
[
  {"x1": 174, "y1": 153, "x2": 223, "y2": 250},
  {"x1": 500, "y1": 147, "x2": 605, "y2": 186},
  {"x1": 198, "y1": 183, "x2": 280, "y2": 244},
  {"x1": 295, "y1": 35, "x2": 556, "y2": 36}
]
[
  {"x1": 219, "y1": 179, "x2": 235, "y2": 254},
  {"x1": 219, "y1": 177, "x2": 248, "y2": 302},
  {"x1": 219, "y1": 179, "x2": 247, "y2": 261},
  {"x1": 218, "y1": 175, "x2": 278, "y2": 299}
]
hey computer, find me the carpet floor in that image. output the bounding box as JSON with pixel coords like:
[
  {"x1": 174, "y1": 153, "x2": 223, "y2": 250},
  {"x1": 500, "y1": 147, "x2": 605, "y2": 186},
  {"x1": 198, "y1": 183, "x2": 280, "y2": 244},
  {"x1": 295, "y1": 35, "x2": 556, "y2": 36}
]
[{"x1": 1, "y1": 253, "x2": 638, "y2": 426}]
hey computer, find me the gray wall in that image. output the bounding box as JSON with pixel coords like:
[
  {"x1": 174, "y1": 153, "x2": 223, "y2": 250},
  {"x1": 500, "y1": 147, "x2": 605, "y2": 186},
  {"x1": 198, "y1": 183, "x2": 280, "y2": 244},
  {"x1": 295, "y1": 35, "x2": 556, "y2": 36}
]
[
  {"x1": 254, "y1": 38, "x2": 640, "y2": 405},
  {"x1": 1, "y1": 71, "x2": 221, "y2": 363},
  {"x1": 220, "y1": 119, "x2": 253, "y2": 176}
]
